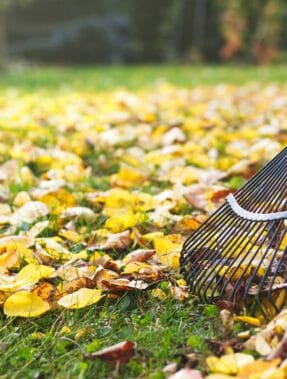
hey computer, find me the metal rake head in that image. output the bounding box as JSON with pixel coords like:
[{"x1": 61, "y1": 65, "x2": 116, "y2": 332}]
[{"x1": 180, "y1": 146, "x2": 287, "y2": 314}]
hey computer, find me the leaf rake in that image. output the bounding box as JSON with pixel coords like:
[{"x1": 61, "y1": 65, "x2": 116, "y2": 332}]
[{"x1": 180, "y1": 147, "x2": 287, "y2": 313}]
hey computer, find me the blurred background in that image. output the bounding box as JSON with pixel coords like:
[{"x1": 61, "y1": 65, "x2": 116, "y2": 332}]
[{"x1": 0, "y1": 0, "x2": 287, "y2": 67}]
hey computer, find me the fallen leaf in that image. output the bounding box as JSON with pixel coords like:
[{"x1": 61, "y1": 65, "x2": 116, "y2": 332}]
[
  {"x1": 234, "y1": 315, "x2": 261, "y2": 327},
  {"x1": 92, "y1": 230, "x2": 132, "y2": 250},
  {"x1": 4, "y1": 291, "x2": 50, "y2": 317},
  {"x1": 122, "y1": 249, "x2": 155, "y2": 264},
  {"x1": 101, "y1": 278, "x2": 149, "y2": 291},
  {"x1": 154, "y1": 235, "x2": 182, "y2": 269},
  {"x1": 238, "y1": 359, "x2": 281, "y2": 378},
  {"x1": 61, "y1": 207, "x2": 96, "y2": 221},
  {"x1": 11, "y1": 201, "x2": 49, "y2": 224},
  {"x1": 83, "y1": 340, "x2": 135, "y2": 364},
  {"x1": 17, "y1": 263, "x2": 55, "y2": 286},
  {"x1": 32, "y1": 282, "x2": 60, "y2": 304},
  {"x1": 58, "y1": 288, "x2": 102, "y2": 309},
  {"x1": 206, "y1": 353, "x2": 254, "y2": 375}
]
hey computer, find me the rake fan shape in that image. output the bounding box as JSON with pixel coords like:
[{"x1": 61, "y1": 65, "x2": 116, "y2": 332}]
[{"x1": 181, "y1": 147, "x2": 287, "y2": 312}]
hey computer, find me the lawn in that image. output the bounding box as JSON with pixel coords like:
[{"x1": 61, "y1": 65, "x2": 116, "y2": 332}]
[
  {"x1": 1, "y1": 64, "x2": 287, "y2": 91},
  {"x1": 0, "y1": 65, "x2": 287, "y2": 379}
]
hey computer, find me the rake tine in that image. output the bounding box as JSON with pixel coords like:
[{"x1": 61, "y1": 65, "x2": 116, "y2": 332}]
[{"x1": 181, "y1": 146, "x2": 287, "y2": 313}]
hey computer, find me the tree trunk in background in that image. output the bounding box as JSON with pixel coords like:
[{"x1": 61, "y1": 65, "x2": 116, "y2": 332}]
[
  {"x1": 0, "y1": 9, "x2": 7, "y2": 67},
  {"x1": 192, "y1": 0, "x2": 207, "y2": 57}
]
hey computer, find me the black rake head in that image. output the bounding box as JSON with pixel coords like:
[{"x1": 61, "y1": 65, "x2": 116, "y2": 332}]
[{"x1": 180, "y1": 146, "x2": 287, "y2": 315}]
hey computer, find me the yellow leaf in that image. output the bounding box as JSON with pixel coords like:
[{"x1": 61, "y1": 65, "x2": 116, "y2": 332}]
[
  {"x1": 17, "y1": 264, "x2": 55, "y2": 286},
  {"x1": 234, "y1": 316, "x2": 261, "y2": 327},
  {"x1": 207, "y1": 353, "x2": 254, "y2": 375},
  {"x1": 4, "y1": 291, "x2": 50, "y2": 317},
  {"x1": 141, "y1": 232, "x2": 164, "y2": 242},
  {"x1": 0, "y1": 250, "x2": 20, "y2": 271},
  {"x1": 104, "y1": 188, "x2": 135, "y2": 210},
  {"x1": 279, "y1": 234, "x2": 287, "y2": 251},
  {"x1": 151, "y1": 288, "x2": 167, "y2": 300},
  {"x1": 58, "y1": 230, "x2": 84, "y2": 243},
  {"x1": 111, "y1": 165, "x2": 146, "y2": 188},
  {"x1": 58, "y1": 288, "x2": 102, "y2": 309},
  {"x1": 153, "y1": 235, "x2": 182, "y2": 269},
  {"x1": 123, "y1": 261, "x2": 151, "y2": 274},
  {"x1": 105, "y1": 211, "x2": 145, "y2": 233},
  {"x1": 38, "y1": 189, "x2": 76, "y2": 215},
  {"x1": 0, "y1": 235, "x2": 34, "y2": 254},
  {"x1": 238, "y1": 359, "x2": 282, "y2": 379}
]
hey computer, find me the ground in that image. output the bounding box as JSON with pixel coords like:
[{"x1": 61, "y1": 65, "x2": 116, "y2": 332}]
[{"x1": 0, "y1": 65, "x2": 287, "y2": 379}]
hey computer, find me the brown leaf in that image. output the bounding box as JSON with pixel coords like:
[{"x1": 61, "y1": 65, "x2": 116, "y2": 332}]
[
  {"x1": 168, "y1": 283, "x2": 189, "y2": 301},
  {"x1": 89, "y1": 230, "x2": 132, "y2": 250},
  {"x1": 123, "y1": 249, "x2": 155, "y2": 264},
  {"x1": 90, "y1": 255, "x2": 120, "y2": 272},
  {"x1": 184, "y1": 185, "x2": 208, "y2": 210},
  {"x1": 60, "y1": 277, "x2": 96, "y2": 295},
  {"x1": 32, "y1": 282, "x2": 60, "y2": 304},
  {"x1": 84, "y1": 340, "x2": 135, "y2": 364},
  {"x1": 101, "y1": 278, "x2": 149, "y2": 291},
  {"x1": 211, "y1": 189, "x2": 235, "y2": 204},
  {"x1": 94, "y1": 268, "x2": 120, "y2": 290}
]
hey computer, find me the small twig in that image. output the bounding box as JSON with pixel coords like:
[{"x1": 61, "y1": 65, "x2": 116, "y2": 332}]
[{"x1": 60, "y1": 337, "x2": 89, "y2": 358}]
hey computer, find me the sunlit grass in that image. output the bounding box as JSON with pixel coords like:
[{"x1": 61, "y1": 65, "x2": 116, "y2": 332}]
[{"x1": 1, "y1": 64, "x2": 287, "y2": 92}]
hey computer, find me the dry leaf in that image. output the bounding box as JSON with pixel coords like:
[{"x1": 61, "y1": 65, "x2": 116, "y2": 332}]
[
  {"x1": 92, "y1": 230, "x2": 132, "y2": 250},
  {"x1": 83, "y1": 340, "x2": 135, "y2": 364},
  {"x1": 11, "y1": 201, "x2": 49, "y2": 224},
  {"x1": 206, "y1": 353, "x2": 254, "y2": 375},
  {"x1": 4, "y1": 291, "x2": 51, "y2": 317},
  {"x1": 154, "y1": 235, "x2": 182, "y2": 269},
  {"x1": 58, "y1": 288, "x2": 102, "y2": 309},
  {"x1": 122, "y1": 249, "x2": 155, "y2": 264}
]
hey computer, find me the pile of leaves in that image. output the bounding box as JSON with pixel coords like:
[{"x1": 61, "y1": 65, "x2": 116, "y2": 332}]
[{"x1": 0, "y1": 83, "x2": 287, "y2": 378}]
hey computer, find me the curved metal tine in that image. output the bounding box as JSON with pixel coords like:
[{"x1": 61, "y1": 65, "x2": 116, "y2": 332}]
[
  {"x1": 265, "y1": 225, "x2": 287, "y2": 311},
  {"x1": 199, "y1": 172, "x2": 287, "y2": 301},
  {"x1": 230, "y1": 220, "x2": 282, "y2": 305},
  {"x1": 191, "y1": 215, "x2": 254, "y2": 296},
  {"x1": 182, "y1": 203, "x2": 230, "y2": 252},
  {"x1": 184, "y1": 147, "x2": 287, "y2": 252},
  {"x1": 192, "y1": 165, "x2": 287, "y2": 298},
  {"x1": 221, "y1": 186, "x2": 287, "y2": 300},
  {"x1": 250, "y1": 294, "x2": 268, "y2": 317},
  {"x1": 209, "y1": 179, "x2": 287, "y2": 299},
  {"x1": 234, "y1": 152, "x2": 287, "y2": 208},
  {"x1": 182, "y1": 208, "x2": 234, "y2": 271},
  {"x1": 192, "y1": 220, "x2": 253, "y2": 301},
  {"x1": 184, "y1": 213, "x2": 238, "y2": 288},
  {"x1": 206, "y1": 221, "x2": 266, "y2": 302},
  {"x1": 242, "y1": 190, "x2": 287, "y2": 295},
  {"x1": 237, "y1": 156, "x2": 287, "y2": 212},
  {"x1": 183, "y1": 150, "x2": 287, "y2": 255},
  {"x1": 184, "y1": 148, "x2": 287, "y2": 302},
  {"x1": 236, "y1": 147, "x2": 287, "y2": 200},
  {"x1": 242, "y1": 219, "x2": 283, "y2": 299}
]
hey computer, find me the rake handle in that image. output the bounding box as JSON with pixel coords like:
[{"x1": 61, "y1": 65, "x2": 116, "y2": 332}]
[{"x1": 226, "y1": 194, "x2": 287, "y2": 221}]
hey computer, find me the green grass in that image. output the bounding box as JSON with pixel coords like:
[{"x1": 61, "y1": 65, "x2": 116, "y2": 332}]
[
  {"x1": 0, "y1": 64, "x2": 273, "y2": 378},
  {"x1": 0, "y1": 293, "x2": 224, "y2": 379},
  {"x1": 1, "y1": 64, "x2": 287, "y2": 92}
]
